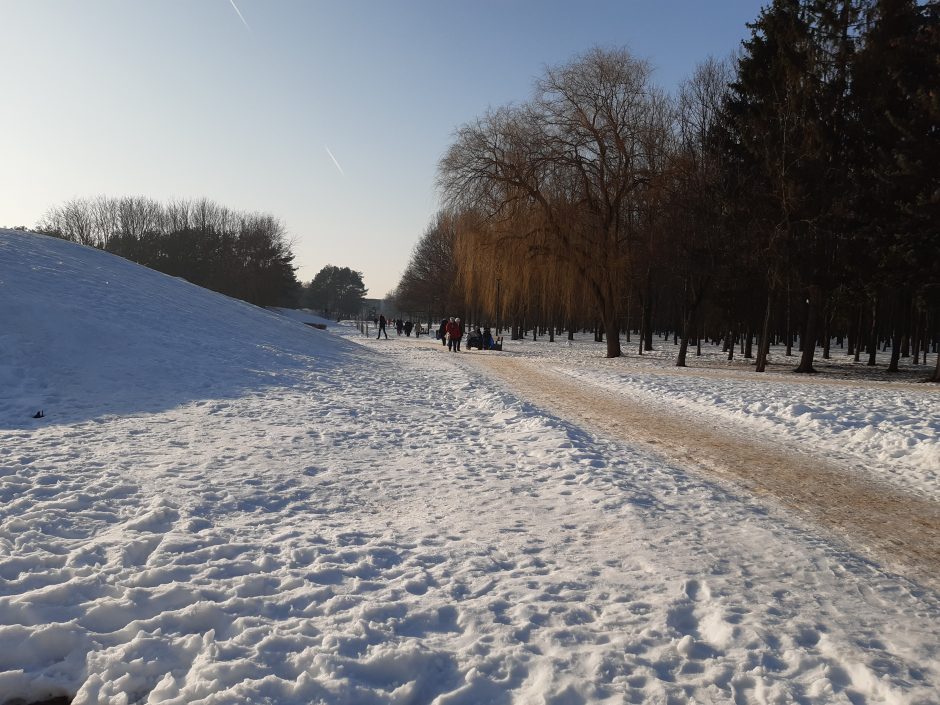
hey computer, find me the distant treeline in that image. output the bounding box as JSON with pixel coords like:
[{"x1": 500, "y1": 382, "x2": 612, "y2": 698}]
[
  {"x1": 38, "y1": 196, "x2": 300, "y2": 308},
  {"x1": 391, "y1": 0, "x2": 939, "y2": 380}
]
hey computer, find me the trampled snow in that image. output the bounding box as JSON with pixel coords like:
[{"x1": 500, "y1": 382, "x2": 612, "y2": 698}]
[{"x1": 1, "y1": 229, "x2": 938, "y2": 704}]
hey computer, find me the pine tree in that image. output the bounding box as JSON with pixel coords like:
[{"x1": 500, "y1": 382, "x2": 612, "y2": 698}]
[{"x1": 855, "y1": 0, "x2": 940, "y2": 375}]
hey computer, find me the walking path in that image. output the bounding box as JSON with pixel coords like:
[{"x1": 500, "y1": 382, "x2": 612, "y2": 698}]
[{"x1": 466, "y1": 353, "x2": 940, "y2": 591}]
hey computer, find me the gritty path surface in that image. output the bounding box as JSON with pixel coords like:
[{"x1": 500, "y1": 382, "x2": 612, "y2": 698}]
[{"x1": 467, "y1": 353, "x2": 940, "y2": 591}]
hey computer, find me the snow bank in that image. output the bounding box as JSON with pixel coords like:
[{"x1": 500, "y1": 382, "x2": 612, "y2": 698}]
[{"x1": 0, "y1": 230, "x2": 360, "y2": 427}]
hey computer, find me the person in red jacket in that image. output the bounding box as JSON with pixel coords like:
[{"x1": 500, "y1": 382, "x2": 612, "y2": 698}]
[{"x1": 445, "y1": 317, "x2": 461, "y2": 352}]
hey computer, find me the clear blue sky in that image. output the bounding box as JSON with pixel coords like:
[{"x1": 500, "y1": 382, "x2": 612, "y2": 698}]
[{"x1": 0, "y1": 1, "x2": 766, "y2": 298}]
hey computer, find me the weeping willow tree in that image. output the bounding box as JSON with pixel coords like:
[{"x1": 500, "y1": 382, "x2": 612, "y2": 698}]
[
  {"x1": 454, "y1": 207, "x2": 587, "y2": 338},
  {"x1": 439, "y1": 47, "x2": 671, "y2": 358}
]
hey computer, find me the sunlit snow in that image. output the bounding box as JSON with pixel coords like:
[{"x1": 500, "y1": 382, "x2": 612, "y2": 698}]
[{"x1": 1, "y1": 230, "x2": 937, "y2": 705}]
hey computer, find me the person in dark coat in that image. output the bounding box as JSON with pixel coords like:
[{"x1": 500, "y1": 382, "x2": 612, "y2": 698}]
[
  {"x1": 377, "y1": 314, "x2": 388, "y2": 339},
  {"x1": 438, "y1": 319, "x2": 448, "y2": 346}
]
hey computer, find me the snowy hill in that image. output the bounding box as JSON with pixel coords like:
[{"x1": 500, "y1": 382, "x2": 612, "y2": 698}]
[
  {"x1": 0, "y1": 230, "x2": 358, "y2": 426},
  {"x1": 0, "y1": 229, "x2": 938, "y2": 705}
]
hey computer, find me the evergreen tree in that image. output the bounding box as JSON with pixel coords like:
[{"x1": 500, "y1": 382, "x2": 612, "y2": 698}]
[
  {"x1": 303, "y1": 266, "x2": 368, "y2": 320},
  {"x1": 855, "y1": 0, "x2": 940, "y2": 374}
]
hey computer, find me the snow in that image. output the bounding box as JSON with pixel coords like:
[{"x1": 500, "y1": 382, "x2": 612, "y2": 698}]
[
  {"x1": 1, "y1": 229, "x2": 939, "y2": 705},
  {"x1": 496, "y1": 341, "x2": 938, "y2": 500}
]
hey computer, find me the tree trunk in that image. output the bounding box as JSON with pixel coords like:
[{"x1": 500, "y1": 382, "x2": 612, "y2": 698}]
[
  {"x1": 677, "y1": 309, "x2": 694, "y2": 368},
  {"x1": 755, "y1": 292, "x2": 773, "y2": 373},
  {"x1": 853, "y1": 303, "x2": 863, "y2": 362},
  {"x1": 867, "y1": 296, "x2": 878, "y2": 366},
  {"x1": 637, "y1": 304, "x2": 645, "y2": 355},
  {"x1": 794, "y1": 288, "x2": 820, "y2": 373},
  {"x1": 640, "y1": 271, "x2": 654, "y2": 353},
  {"x1": 888, "y1": 292, "x2": 911, "y2": 373},
  {"x1": 604, "y1": 318, "x2": 621, "y2": 358},
  {"x1": 931, "y1": 345, "x2": 940, "y2": 383},
  {"x1": 643, "y1": 296, "x2": 654, "y2": 352},
  {"x1": 888, "y1": 326, "x2": 901, "y2": 372},
  {"x1": 625, "y1": 296, "x2": 631, "y2": 343}
]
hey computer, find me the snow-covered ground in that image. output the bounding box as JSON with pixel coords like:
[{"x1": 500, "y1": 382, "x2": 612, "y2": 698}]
[
  {"x1": 1, "y1": 229, "x2": 938, "y2": 705},
  {"x1": 483, "y1": 338, "x2": 939, "y2": 501}
]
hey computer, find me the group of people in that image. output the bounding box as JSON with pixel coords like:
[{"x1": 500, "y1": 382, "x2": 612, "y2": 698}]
[
  {"x1": 435, "y1": 318, "x2": 501, "y2": 351},
  {"x1": 375, "y1": 314, "x2": 422, "y2": 339},
  {"x1": 438, "y1": 317, "x2": 463, "y2": 352},
  {"x1": 376, "y1": 313, "x2": 499, "y2": 351},
  {"x1": 465, "y1": 326, "x2": 499, "y2": 350}
]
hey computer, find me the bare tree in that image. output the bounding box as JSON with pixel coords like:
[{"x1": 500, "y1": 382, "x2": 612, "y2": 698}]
[{"x1": 440, "y1": 47, "x2": 669, "y2": 357}]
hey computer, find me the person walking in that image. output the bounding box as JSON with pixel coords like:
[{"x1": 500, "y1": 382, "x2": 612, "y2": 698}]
[
  {"x1": 446, "y1": 317, "x2": 461, "y2": 352},
  {"x1": 454, "y1": 317, "x2": 464, "y2": 351},
  {"x1": 377, "y1": 314, "x2": 388, "y2": 339},
  {"x1": 438, "y1": 318, "x2": 448, "y2": 346}
]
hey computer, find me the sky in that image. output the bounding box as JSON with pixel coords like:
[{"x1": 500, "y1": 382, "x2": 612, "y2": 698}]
[{"x1": 0, "y1": 0, "x2": 768, "y2": 298}]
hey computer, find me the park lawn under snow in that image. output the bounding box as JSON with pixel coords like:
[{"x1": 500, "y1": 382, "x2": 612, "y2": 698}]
[{"x1": 0, "y1": 229, "x2": 938, "y2": 705}]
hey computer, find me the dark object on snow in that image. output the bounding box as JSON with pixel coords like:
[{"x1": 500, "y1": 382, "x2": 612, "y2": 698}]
[
  {"x1": 33, "y1": 410, "x2": 45, "y2": 418},
  {"x1": 466, "y1": 329, "x2": 484, "y2": 350},
  {"x1": 467, "y1": 327, "x2": 502, "y2": 351},
  {"x1": 303, "y1": 322, "x2": 327, "y2": 330}
]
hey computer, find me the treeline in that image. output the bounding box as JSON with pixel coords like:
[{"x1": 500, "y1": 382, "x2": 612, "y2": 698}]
[
  {"x1": 38, "y1": 196, "x2": 300, "y2": 307},
  {"x1": 393, "y1": 0, "x2": 938, "y2": 380}
]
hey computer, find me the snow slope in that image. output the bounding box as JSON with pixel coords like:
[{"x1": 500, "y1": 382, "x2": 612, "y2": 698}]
[
  {"x1": 1, "y1": 229, "x2": 938, "y2": 704},
  {"x1": 0, "y1": 233, "x2": 359, "y2": 426}
]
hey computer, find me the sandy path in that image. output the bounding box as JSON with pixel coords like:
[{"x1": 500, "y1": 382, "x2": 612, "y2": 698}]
[{"x1": 468, "y1": 353, "x2": 940, "y2": 591}]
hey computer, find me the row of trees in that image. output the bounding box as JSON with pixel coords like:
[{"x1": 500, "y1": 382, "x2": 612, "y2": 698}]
[
  {"x1": 386, "y1": 211, "x2": 462, "y2": 322},
  {"x1": 36, "y1": 195, "x2": 372, "y2": 317},
  {"x1": 38, "y1": 196, "x2": 300, "y2": 307},
  {"x1": 392, "y1": 0, "x2": 938, "y2": 380}
]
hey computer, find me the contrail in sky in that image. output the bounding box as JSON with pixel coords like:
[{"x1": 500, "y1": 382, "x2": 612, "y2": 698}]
[
  {"x1": 229, "y1": 0, "x2": 250, "y2": 31},
  {"x1": 325, "y1": 146, "x2": 345, "y2": 176}
]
